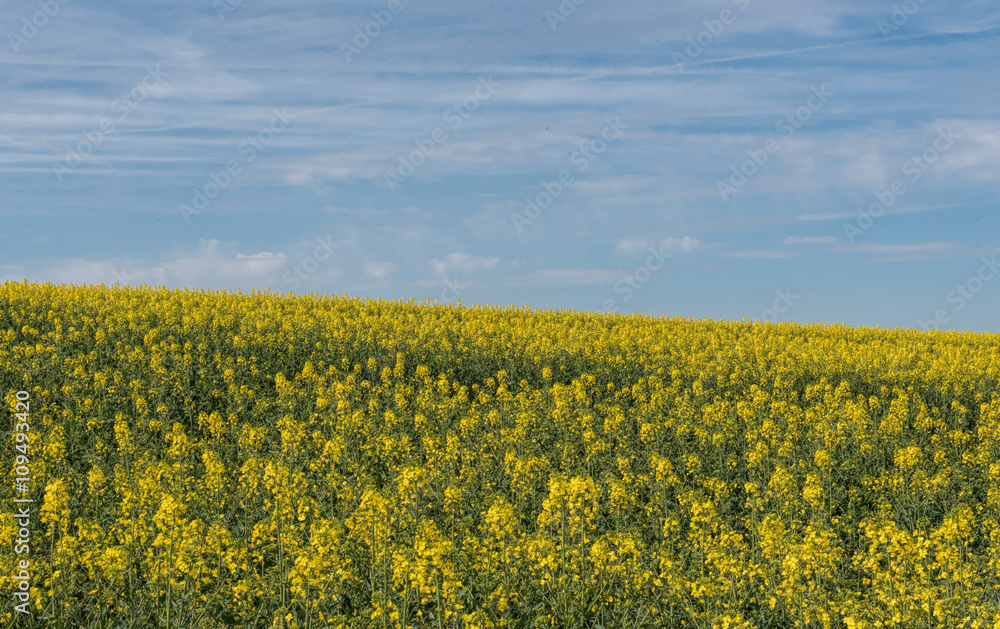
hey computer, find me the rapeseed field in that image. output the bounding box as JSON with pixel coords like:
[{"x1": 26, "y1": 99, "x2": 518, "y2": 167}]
[{"x1": 1, "y1": 281, "x2": 999, "y2": 628}]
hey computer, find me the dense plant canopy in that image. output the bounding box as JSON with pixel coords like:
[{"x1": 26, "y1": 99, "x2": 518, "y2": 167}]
[{"x1": 1, "y1": 282, "x2": 999, "y2": 628}]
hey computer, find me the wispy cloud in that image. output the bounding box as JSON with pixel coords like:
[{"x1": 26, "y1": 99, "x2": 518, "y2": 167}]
[
  {"x1": 725, "y1": 250, "x2": 800, "y2": 259},
  {"x1": 783, "y1": 236, "x2": 839, "y2": 245},
  {"x1": 613, "y1": 236, "x2": 707, "y2": 255},
  {"x1": 430, "y1": 253, "x2": 501, "y2": 275},
  {"x1": 1, "y1": 0, "x2": 997, "y2": 331},
  {"x1": 796, "y1": 204, "x2": 964, "y2": 222},
  {"x1": 516, "y1": 268, "x2": 624, "y2": 286},
  {"x1": 364, "y1": 262, "x2": 395, "y2": 278},
  {"x1": 8, "y1": 240, "x2": 290, "y2": 289}
]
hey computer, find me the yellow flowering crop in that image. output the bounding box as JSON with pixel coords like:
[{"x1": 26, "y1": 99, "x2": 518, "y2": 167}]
[{"x1": 1, "y1": 281, "x2": 999, "y2": 628}]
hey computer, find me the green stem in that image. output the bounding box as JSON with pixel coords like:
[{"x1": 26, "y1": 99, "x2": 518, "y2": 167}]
[
  {"x1": 436, "y1": 573, "x2": 444, "y2": 629},
  {"x1": 166, "y1": 530, "x2": 173, "y2": 629}
]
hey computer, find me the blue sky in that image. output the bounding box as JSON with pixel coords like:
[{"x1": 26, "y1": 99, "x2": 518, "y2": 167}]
[{"x1": 2, "y1": 0, "x2": 999, "y2": 332}]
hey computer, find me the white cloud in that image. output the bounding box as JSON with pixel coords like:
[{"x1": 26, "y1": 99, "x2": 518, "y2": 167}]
[
  {"x1": 825, "y1": 243, "x2": 1000, "y2": 264},
  {"x1": 23, "y1": 240, "x2": 290, "y2": 290},
  {"x1": 797, "y1": 204, "x2": 964, "y2": 222},
  {"x1": 613, "y1": 236, "x2": 706, "y2": 255},
  {"x1": 783, "y1": 236, "x2": 839, "y2": 245},
  {"x1": 927, "y1": 119, "x2": 1000, "y2": 182},
  {"x1": 430, "y1": 252, "x2": 501, "y2": 275},
  {"x1": 236, "y1": 251, "x2": 281, "y2": 259},
  {"x1": 364, "y1": 262, "x2": 395, "y2": 278},
  {"x1": 831, "y1": 242, "x2": 955, "y2": 255},
  {"x1": 282, "y1": 152, "x2": 387, "y2": 186},
  {"x1": 516, "y1": 268, "x2": 624, "y2": 285},
  {"x1": 724, "y1": 250, "x2": 800, "y2": 259}
]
